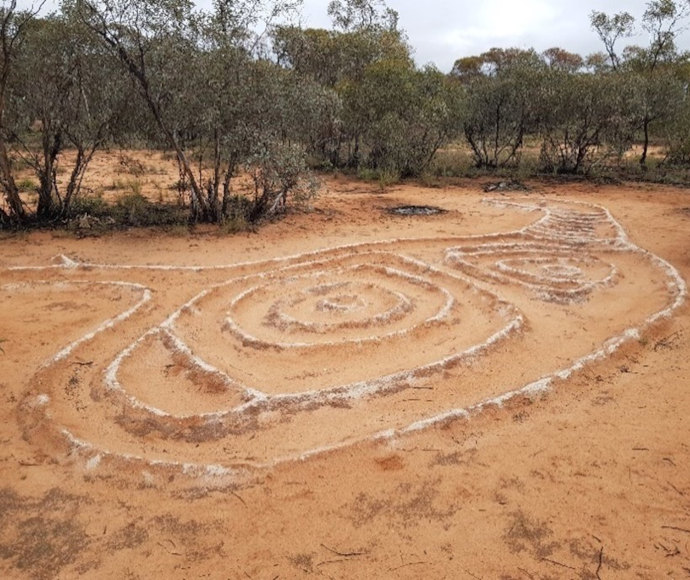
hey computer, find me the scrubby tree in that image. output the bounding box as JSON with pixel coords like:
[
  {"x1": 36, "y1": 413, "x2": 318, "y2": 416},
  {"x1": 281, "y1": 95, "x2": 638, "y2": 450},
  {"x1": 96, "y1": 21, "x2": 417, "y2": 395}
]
[
  {"x1": 459, "y1": 51, "x2": 544, "y2": 168},
  {"x1": 327, "y1": 0, "x2": 398, "y2": 32},
  {"x1": 192, "y1": 49, "x2": 328, "y2": 220},
  {"x1": 273, "y1": 24, "x2": 409, "y2": 88},
  {"x1": 536, "y1": 72, "x2": 639, "y2": 174},
  {"x1": 635, "y1": 0, "x2": 689, "y2": 166},
  {"x1": 0, "y1": 0, "x2": 44, "y2": 224},
  {"x1": 663, "y1": 91, "x2": 690, "y2": 164},
  {"x1": 273, "y1": 0, "x2": 414, "y2": 171},
  {"x1": 10, "y1": 14, "x2": 128, "y2": 219},
  {"x1": 341, "y1": 60, "x2": 455, "y2": 176},
  {"x1": 590, "y1": 10, "x2": 635, "y2": 70},
  {"x1": 70, "y1": 0, "x2": 214, "y2": 220},
  {"x1": 542, "y1": 47, "x2": 584, "y2": 73},
  {"x1": 69, "y1": 0, "x2": 321, "y2": 223},
  {"x1": 591, "y1": 0, "x2": 690, "y2": 168},
  {"x1": 450, "y1": 55, "x2": 484, "y2": 82}
]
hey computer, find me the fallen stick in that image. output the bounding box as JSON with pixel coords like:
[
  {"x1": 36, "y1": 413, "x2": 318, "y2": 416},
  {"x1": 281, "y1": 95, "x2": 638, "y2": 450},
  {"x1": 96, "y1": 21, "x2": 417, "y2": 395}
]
[
  {"x1": 662, "y1": 525, "x2": 690, "y2": 534},
  {"x1": 320, "y1": 543, "x2": 365, "y2": 557}
]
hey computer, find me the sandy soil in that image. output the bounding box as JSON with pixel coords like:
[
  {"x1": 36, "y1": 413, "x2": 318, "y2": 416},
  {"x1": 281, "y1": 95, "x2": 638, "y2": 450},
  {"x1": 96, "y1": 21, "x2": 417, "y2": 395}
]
[{"x1": 1, "y1": 172, "x2": 689, "y2": 579}]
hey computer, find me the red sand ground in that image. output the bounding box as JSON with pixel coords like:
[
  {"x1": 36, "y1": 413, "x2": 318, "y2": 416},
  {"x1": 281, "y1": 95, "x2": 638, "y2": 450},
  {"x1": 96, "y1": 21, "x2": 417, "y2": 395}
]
[{"x1": 1, "y1": 173, "x2": 689, "y2": 579}]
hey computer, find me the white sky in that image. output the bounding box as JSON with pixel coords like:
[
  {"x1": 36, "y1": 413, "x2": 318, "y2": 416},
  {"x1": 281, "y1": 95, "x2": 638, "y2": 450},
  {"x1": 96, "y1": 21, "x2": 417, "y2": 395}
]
[
  {"x1": 299, "y1": 0, "x2": 690, "y2": 70},
  {"x1": 17, "y1": 0, "x2": 690, "y2": 71}
]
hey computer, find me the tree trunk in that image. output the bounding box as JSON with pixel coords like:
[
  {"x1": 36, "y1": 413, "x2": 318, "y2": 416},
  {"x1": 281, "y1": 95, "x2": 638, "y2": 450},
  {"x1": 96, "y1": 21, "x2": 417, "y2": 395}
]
[
  {"x1": 221, "y1": 163, "x2": 233, "y2": 217},
  {"x1": 640, "y1": 116, "x2": 650, "y2": 170},
  {"x1": 62, "y1": 146, "x2": 86, "y2": 216},
  {"x1": 208, "y1": 130, "x2": 221, "y2": 221},
  {"x1": 159, "y1": 124, "x2": 207, "y2": 221},
  {"x1": 0, "y1": 140, "x2": 25, "y2": 222},
  {"x1": 90, "y1": 25, "x2": 210, "y2": 221},
  {"x1": 36, "y1": 130, "x2": 61, "y2": 220}
]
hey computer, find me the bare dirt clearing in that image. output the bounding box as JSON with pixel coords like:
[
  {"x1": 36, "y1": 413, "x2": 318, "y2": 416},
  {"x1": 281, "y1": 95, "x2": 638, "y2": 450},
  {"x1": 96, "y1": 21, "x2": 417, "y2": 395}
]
[{"x1": 1, "y1": 177, "x2": 689, "y2": 579}]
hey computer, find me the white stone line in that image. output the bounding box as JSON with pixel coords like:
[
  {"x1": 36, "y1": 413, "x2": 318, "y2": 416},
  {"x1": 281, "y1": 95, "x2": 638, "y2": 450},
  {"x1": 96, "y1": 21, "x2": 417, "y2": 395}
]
[
  {"x1": 243, "y1": 199, "x2": 687, "y2": 470},
  {"x1": 82, "y1": 197, "x2": 677, "y2": 435},
  {"x1": 102, "y1": 306, "x2": 523, "y2": 427},
  {"x1": 7, "y1": 254, "x2": 79, "y2": 271},
  {"x1": 448, "y1": 252, "x2": 619, "y2": 303},
  {"x1": 13, "y1": 196, "x2": 688, "y2": 480},
  {"x1": 4, "y1": 200, "x2": 548, "y2": 276},
  {"x1": 223, "y1": 263, "x2": 456, "y2": 349},
  {"x1": 273, "y1": 287, "x2": 412, "y2": 330},
  {"x1": 444, "y1": 198, "x2": 635, "y2": 303},
  {"x1": 44, "y1": 281, "x2": 152, "y2": 364},
  {"x1": 269, "y1": 259, "x2": 686, "y2": 468},
  {"x1": 269, "y1": 313, "x2": 524, "y2": 406},
  {"x1": 52, "y1": 307, "x2": 525, "y2": 477},
  {"x1": 369, "y1": 201, "x2": 687, "y2": 443},
  {"x1": 104, "y1": 328, "x2": 169, "y2": 416},
  {"x1": 4, "y1": 203, "x2": 546, "y2": 275},
  {"x1": 103, "y1": 327, "x2": 265, "y2": 419},
  {"x1": 495, "y1": 258, "x2": 586, "y2": 283},
  {"x1": 104, "y1": 252, "x2": 523, "y2": 421},
  {"x1": 61, "y1": 428, "x2": 240, "y2": 480}
]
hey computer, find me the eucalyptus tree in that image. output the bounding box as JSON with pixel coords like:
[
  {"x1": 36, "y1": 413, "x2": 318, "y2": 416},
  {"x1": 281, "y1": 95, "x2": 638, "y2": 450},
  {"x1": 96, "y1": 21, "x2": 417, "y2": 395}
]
[
  {"x1": 590, "y1": 10, "x2": 635, "y2": 70},
  {"x1": 536, "y1": 72, "x2": 640, "y2": 174},
  {"x1": 272, "y1": 24, "x2": 409, "y2": 88},
  {"x1": 192, "y1": 42, "x2": 331, "y2": 220},
  {"x1": 70, "y1": 0, "x2": 311, "y2": 222},
  {"x1": 449, "y1": 55, "x2": 484, "y2": 82},
  {"x1": 458, "y1": 49, "x2": 545, "y2": 168},
  {"x1": 272, "y1": 0, "x2": 410, "y2": 169},
  {"x1": 0, "y1": 0, "x2": 43, "y2": 224},
  {"x1": 67, "y1": 0, "x2": 211, "y2": 218},
  {"x1": 340, "y1": 59, "x2": 455, "y2": 176},
  {"x1": 326, "y1": 0, "x2": 398, "y2": 32},
  {"x1": 542, "y1": 47, "x2": 584, "y2": 73},
  {"x1": 663, "y1": 89, "x2": 690, "y2": 164},
  {"x1": 11, "y1": 14, "x2": 129, "y2": 219},
  {"x1": 633, "y1": 0, "x2": 689, "y2": 166},
  {"x1": 591, "y1": 0, "x2": 690, "y2": 167}
]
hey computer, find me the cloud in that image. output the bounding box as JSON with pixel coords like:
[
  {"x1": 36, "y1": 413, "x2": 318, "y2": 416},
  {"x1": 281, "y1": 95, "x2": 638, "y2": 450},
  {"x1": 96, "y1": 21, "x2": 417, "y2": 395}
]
[{"x1": 393, "y1": 0, "x2": 690, "y2": 71}]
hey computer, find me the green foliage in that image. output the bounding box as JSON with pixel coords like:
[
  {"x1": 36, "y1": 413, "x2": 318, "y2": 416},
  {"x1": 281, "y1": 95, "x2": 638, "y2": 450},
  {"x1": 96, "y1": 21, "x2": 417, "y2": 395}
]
[
  {"x1": 536, "y1": 72, "x2": 639, "y2": 174},
  {"x1": 273, "y1": 24, "x2": 409, "y2": 88},
  {"x1": 663, "y1": 93, "x2": 690, "y2": 165},
  {"x1": 111, "y1": 193, "x2": 188, "y2": 227},
  {"x1": 427, "y1": 148, "x2": 471, "y2": 178},
  {"x1": 220, "y1": 214, "x2": 252, "y2": 234},
  {"x1": 64, "y1": 192, "x2": 188, "y2": 230},
  {"x1": 108, "y1": 179, "x2": 143, "y2": 195},
  {"x1": 591, "y1": 1, "x2": 690, "y2": 167},
  {"x1": 340, "y1": 60, "x2": 457, "y2": 176},
  {"x1": 590, "y1": 10, "x2": 635, "y2": 69},
  {"x1": 2, "y1": 0, "x2": 690, "y2": 231},
  {"x1": 67, "y1": 195, "x2": 110, "y2": 218},
  {"x1": 16, "y1": 177, "x2": 36, "y2": 192},
  {"x1": 247, "y1": 142, "x2": 321, "y2": 220},
  {"x1": 357, "y1": 166, "x2": 400, "y2": 189},
  {"x1": 462, "y1": 60, "x2": 543, "y2": 169},
  {"x1": 327, "y1": 0, "x2": 398, "y2": 32}
]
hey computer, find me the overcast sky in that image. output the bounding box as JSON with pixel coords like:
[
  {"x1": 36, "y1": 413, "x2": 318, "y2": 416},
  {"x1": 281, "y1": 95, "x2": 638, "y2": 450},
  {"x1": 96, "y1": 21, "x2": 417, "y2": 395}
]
[
  {"x1": 298, "y1": 0, "x2": 690, "y2": 71},
  {"x1": 19, "y1": 0, "x2": 690, "y2": 72}
]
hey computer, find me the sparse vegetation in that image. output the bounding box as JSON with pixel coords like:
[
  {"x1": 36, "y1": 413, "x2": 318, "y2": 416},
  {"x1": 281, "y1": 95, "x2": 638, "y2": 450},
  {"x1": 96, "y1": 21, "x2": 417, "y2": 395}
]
[{"x1": 1, "y1": 0, "x2": 689, "y2": 230}]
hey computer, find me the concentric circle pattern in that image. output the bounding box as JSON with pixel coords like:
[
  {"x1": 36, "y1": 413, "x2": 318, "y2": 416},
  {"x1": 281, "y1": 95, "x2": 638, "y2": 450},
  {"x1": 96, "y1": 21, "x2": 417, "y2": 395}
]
[{"x1": 10, "y1": 197, "x2": 686, "y2": 487}]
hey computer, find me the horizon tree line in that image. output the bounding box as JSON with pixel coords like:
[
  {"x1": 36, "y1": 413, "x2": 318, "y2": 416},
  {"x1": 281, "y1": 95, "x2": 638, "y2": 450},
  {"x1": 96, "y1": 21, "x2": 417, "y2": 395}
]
[{"x1": 1, "y1": 0, "x2": 689, "y2": 226}]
